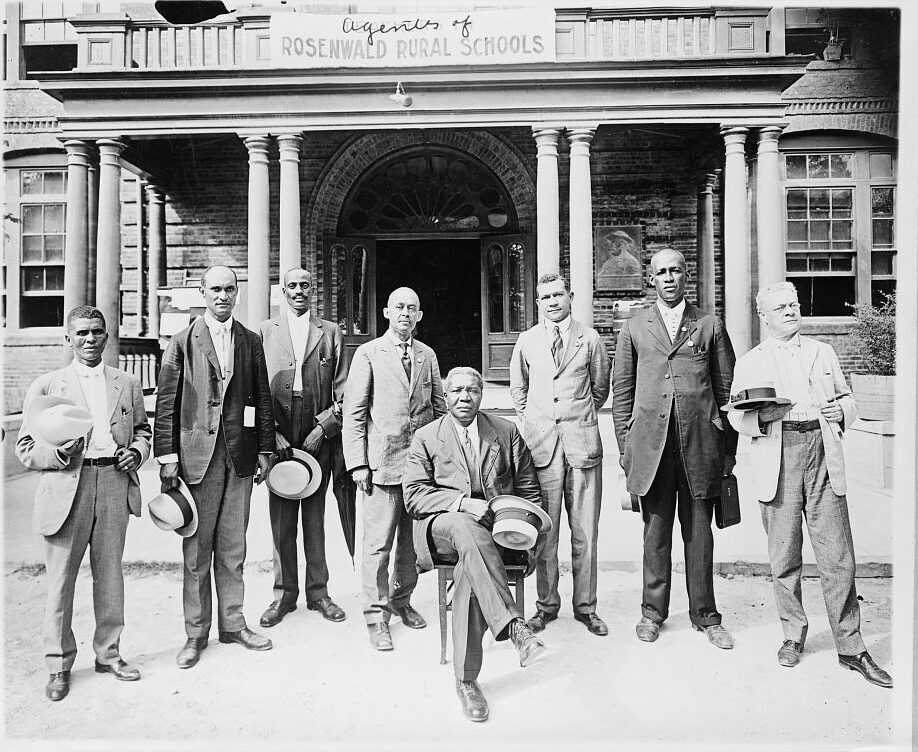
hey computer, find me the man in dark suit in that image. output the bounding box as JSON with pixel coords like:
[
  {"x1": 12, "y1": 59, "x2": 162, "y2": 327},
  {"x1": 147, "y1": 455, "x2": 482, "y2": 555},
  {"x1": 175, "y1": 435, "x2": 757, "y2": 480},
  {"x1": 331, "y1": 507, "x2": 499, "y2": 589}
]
[
  {"x1": 342, "y1": 287, "x2": 447, "y2": 651},
  {"x1": 403, "y1": 367, "x2": 546, "y2": 723},
  {"x1": 155, "y1": 265, "x2": 275, "y2": 668},
  {"x1": 17, "y1": 305, "x2": 151, "y2": 701},
  {"x1": 257, "y1": 267, "x2": 347, "y2": 627},
  {"x1": 611, "y1": 249, "x2": 737, "y2": 649}
]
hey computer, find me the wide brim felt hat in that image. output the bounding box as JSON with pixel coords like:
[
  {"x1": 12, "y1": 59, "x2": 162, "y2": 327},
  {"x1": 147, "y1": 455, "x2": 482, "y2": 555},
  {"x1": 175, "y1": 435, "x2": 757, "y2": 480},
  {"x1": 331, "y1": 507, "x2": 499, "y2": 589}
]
[
  {"x1": 28, "y1": 395, "x2": 93, "y2": 448},
  {"x1": 265, "y1": 449, "x2": 323, "y2": 500},
  {"x1": 148, "y1": 479, "x2": 199, "y2": 537},
  {"x1": 489, "y1": 494, "x2": 552, "y2": 551},
  {"x1": 721, "y1": 386, "x2": 793, "y2": 412}
]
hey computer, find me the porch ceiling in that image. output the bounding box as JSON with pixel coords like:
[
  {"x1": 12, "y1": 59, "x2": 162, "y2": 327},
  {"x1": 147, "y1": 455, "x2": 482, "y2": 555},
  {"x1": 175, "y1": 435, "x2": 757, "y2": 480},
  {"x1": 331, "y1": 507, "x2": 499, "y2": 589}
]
[{"x1": 39, "y1": 57, "x2": 808, "y2": 138}]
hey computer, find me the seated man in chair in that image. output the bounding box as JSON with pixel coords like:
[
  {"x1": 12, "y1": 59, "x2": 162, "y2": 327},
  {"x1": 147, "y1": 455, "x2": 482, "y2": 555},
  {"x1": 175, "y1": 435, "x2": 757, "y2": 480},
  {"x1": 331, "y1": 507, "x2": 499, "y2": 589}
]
[{"x1": 403, "y1": 367, "x2": 546, "y2": 723}]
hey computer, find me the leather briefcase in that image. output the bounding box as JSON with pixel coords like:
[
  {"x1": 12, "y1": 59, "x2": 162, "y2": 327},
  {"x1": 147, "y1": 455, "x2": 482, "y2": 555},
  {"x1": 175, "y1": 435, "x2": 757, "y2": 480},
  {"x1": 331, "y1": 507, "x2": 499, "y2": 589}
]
[{"x1": 715, "y1": 474, "x2": 741, "y2": 529}]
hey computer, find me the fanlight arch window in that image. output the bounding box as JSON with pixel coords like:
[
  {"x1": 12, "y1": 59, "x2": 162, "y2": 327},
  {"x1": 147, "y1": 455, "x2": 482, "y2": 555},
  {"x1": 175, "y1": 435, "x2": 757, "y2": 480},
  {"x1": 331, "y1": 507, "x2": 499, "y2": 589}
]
[{"x1": 338, "y1": 146, "x2": 517, "y2": 235}]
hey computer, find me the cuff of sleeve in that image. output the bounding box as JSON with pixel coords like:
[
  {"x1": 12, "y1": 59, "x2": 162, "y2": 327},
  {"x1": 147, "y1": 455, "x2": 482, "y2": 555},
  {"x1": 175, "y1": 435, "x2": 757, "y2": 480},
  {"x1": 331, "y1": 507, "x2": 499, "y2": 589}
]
[{"x1": 157, "y1": 453, "x2": 179, "y2": 465}]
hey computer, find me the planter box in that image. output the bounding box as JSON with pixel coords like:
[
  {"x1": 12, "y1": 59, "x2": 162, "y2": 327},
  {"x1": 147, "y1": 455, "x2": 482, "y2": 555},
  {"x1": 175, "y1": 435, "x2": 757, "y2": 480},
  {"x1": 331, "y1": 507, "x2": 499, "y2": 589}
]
[
  {"x1": 846, "y1": 419, "x2": 894, "y2": 489},
  {"x1": 850, "y1": 373, "x2": 895, "y2": 422}
]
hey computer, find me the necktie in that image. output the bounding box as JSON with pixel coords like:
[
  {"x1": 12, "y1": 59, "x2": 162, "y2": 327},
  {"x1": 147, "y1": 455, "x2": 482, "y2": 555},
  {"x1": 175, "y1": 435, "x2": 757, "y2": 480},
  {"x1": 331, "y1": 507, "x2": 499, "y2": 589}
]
[
  {"x1": 218, "y1": 327, "x2": 229, "y2": 378},
  {"x1": 551, "y1": 325, "x2": 563, "y2": 367},
  {"x1": 461, "y1": 427, "x2": 484, "y2": 498},
  {"x1": 400, "y1": 342, "x2": 412, "y2": 381}
]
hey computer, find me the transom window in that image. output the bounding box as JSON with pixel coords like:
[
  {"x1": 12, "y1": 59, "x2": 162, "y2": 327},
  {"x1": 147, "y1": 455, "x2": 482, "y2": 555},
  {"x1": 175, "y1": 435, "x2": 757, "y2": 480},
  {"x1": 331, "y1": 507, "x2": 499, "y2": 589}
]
[
  {"x1": 782, "y1": 147, "x2": 896, "y2": 315},
  {"x1": 338, "y1": 146, "x2": 517, "y2": 235}
]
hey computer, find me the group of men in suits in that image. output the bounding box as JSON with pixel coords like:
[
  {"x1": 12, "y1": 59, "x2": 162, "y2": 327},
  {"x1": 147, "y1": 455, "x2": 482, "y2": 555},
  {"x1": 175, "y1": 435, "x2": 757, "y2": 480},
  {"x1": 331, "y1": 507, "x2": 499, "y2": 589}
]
[{"x1": 19, "y1": 251, "x2": 891, "y2": 712}]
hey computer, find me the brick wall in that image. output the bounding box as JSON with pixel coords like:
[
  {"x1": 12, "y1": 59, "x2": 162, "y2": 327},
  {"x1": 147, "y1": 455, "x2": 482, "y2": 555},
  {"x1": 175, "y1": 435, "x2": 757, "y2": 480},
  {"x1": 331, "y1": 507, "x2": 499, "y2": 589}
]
[{"x1": 2, "y1": 336, "x2": 68, "y2": 414}]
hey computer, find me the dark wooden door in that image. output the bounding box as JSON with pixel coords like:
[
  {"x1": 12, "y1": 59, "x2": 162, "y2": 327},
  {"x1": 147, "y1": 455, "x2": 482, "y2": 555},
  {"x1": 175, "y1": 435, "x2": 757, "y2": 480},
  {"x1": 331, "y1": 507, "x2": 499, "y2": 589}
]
[{"x1": 324, "y1": 237, "x2": 376, "y2": 369}]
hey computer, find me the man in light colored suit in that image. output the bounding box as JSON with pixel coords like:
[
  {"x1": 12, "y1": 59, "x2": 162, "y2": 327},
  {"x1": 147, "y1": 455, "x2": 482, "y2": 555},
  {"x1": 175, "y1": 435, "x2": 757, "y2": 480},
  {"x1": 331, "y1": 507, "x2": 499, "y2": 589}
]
[
  {"x1": 404, "y1": 367, "x2": 546, "y2": 723},
  {"x1": 155, "y1": 265, "x2": 275, "y2": 669},
  {"x1": 510, "y1": 272, "x2": 611, "y2": 636},
  {"x1": 342, "y1": 286, "x2": 447, "y2": 650},
  {"x1": 612, "y1": 249, "x2": 736, "y2": 649},
  {"x1": 728, "y1": 282, "x2": 892, "y2": 687},
  {"x1": 17, "y1": 305, "x2": 151, "y2": 701},
  {"x1": 257, "y1": 267, "x2": 348, "y2": 627}
]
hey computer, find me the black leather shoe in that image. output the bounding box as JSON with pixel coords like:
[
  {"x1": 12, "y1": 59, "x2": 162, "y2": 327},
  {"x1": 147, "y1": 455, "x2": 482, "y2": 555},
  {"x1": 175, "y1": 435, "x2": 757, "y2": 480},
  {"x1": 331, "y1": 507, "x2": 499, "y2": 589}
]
[
  {"x1": 94, "y1": 658, "x2": 141, "y2": 681},
  {"x1": 176, "y1": 637, "x2": 208, "y2": 669},
  {"x1": 635, "y1": 616, "x2": 661, "y2": 643},
  {"x1": 455, "y1": 679, "x2": 489, "y2": 722},
  {"x1": 694, "y1": 623, "x2": 735, "y2": 650},
  {"x1": 259, "y1": 600, "x2": 297, "y2": 628},
  {"x1": 394, "y1": 604, "x2": 427, "y2": 629},
  {"x1": 777, "y1": 640, "x2": 803, "y2": 668},
  {"x1": 526, "y1": 609, "x2": 558, "y2": 633},
  {"x1": 307, "y1": 596, "x2": 346, "y2": 623},
  {"x1": 368, "y1": 622, "x2": 393, "y2": 651},
  {"x1": 574, "y1": 612, "x2": 609, "y2": 636},
  {"x1": 218, "y1": 627, "x2": 273, "y2": 651},
  {"x1": 45, "y1": 671, "x2": 70, "y2": 701},
  {"x1": 839, "y1": 651, "x2": 893, "y2": 688},
  {"x1": 508, "y1": 618, "x2": 546, "y2": 667}
]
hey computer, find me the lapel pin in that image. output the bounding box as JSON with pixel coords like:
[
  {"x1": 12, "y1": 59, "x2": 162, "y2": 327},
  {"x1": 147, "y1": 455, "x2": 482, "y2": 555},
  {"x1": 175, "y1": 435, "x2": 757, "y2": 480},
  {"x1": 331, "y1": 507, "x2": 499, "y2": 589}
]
[{"x1": 687, "y1": 340, "x2": 694, "y2": 347}]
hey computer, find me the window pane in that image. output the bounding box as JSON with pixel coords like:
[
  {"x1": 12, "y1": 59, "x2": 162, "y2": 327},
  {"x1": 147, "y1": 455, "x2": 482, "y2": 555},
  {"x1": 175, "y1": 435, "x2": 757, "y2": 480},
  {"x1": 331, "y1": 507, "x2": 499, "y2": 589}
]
[
  {"x1": 487, "y1": 244, "x2": 504, "y2": 333},
  {"x1": 872, "y1": 279, "x2": 896, "y2": 307},
  {"x1": 22, "y1": 235, "x2": 43, "y2": 263},
  {"x1": 810, "y1": 221, "x2": 830, "y2": 246},
  {"x1": 21, "y1": 171, "x2": 43, "y2": 194},
  {"x1": 786, "y1": 255, "x2": 807, "y2": 272},
  {"x1": 785, "y1": 155, "x2": 807, "y2": 179},
  {"x1": 830, "y1": 254, "x2": 853, "y2": 271},
  {"x1": 809, "y1": 256, "x2": 830, "y2": 272},
  {"x1": 351, "y1": 245, "x2": 368, "y2": 336},
  {"x1": 44, "y1": 204, "x2": 65, "y2": 233},
  {"x1": 872, "y1": 219, "x2": 894, "y2": 248},
  {"x1": 44, "y1": 172, "x2": 66, "y2": 195},
  {"x1": 45, "y1": 235, "x2": 65, "y2": 261},
  {"x1": 831, "y1": 221, "x2": 852, "y2": 243},
  {"x1": 786, "y1": 221, "x2": 807, "y2": 243},
  {"x1": 807, "y1": 154, "x2": 829, "y2": 178},
  {"x1": 331, "y1": 245, "x2": 347, "y2": 333},
  {"x1": 22, "y1": 205, "x2": 43, "y2": 234},
  {"x1": 45, "y1": 267, "x2": 65, "y2": 290},
  {"x1": 869, "y1": 153, "x2": 893, "y2": 178},
  {"x1": 829, "y1": 154, "x2": 852, "y2": 178},
  {"x1": 809, "y1": 189, "x2": 829, "y2": 218},
  {"x1": 786, "y1": 190, "x2": 807, "y2": 219},
  {"x1": 23, "y1": 268, "x2": 45, "y2": 291},
  {"x1": 508, "y1": 242, "x2": 526, "y2": 332},
  {"x1": 871, "y1": 252, "x2": 895, "y2": 276},
  {"x1": 790, "y1": 276, "x2": 854, "y2": 316},
  {"x1": 21, "y1": 296, "x2": 64, "y2": 328},
  {"x1": 831, "y1": 189, "x2": 852, "y2": 217},
  {"x1": 872, "y1": 187, "x2": 895, "y2": 217}
]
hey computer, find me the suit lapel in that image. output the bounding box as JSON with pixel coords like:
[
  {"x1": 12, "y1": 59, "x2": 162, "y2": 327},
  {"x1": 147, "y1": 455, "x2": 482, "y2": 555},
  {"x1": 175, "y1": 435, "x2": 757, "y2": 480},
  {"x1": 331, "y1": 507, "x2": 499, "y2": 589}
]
[
  {"x1": 381, "y1": 337, "x2": 409, "y2": 389},
  {"x1": 104, "y1": 367, "x2": 124, "y2": 418},
  {"x1": 669, "y1": 303, "x2": 699, "y2": 355},
  {"x1": 647, "y1": 306, "x2": 673, "y2": 352},
  {"x1": 801, "y1": 336, "x2": 820, "y2": 379},
  {"x1": 194, "y1": 317, "x2": 221, "y2": 376},
  {"x1": 61, "y1": 365, "x2": 87, "y2": 407},
  {"x1": 231, "y1": 320, "x2": 244, "y2": 379},
  {"x1": 410, "y1": 345, "x2": 426, "y2": 396},
  {"x1": 439, "y1": 418, "x2": 470, "y2": 486},
  {"x1": 276, "y1": 313, "x2": 295, "y2": 362},
  {"x1": 557, "y1": 320, "x2": 584, "y2": 373},
  {"x1": 302, "y1": 318, "x2": 323, "y2": 363},
  {"x1": 477, "y1": 414, "x2": 500, "y2": 483}
]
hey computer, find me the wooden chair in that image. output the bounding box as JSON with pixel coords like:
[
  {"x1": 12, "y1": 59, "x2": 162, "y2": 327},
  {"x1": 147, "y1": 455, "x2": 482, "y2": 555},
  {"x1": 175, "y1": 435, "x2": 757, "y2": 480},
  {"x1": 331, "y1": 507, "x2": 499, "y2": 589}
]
[{"x1": 433, "y1": 548, "x2": 528, "y2": 665}]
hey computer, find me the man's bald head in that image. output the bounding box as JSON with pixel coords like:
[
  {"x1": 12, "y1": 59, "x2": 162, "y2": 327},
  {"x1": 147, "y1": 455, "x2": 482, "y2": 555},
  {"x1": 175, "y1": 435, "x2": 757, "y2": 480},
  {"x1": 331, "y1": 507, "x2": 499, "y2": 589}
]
[
  {"x1": 201, "y1": 265, "x2": 237, "y2": 288},
  {"x1": 283, "y1": 267, "x2": 312, "y2": 287},
  {"x1": 387, "y1": 286, "x2": 420, "y2": 309},
  {"x1": 384, "y1": 286, "x2": 423, "y2": 341}
]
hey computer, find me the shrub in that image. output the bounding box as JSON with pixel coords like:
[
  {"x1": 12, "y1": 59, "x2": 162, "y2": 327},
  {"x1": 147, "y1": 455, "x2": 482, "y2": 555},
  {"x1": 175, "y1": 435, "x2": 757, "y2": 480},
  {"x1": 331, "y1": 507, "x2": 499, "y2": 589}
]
[{"x1": 848, "y1": 292, "x2": 896, "y2": 376}]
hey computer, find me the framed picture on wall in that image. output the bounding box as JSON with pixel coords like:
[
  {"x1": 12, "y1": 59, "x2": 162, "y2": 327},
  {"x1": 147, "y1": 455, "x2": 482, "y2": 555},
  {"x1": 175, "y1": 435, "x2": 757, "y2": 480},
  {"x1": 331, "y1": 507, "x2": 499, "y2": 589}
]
[{"x1": 595, "y1": 225, "x2": 644, "y2": 291}]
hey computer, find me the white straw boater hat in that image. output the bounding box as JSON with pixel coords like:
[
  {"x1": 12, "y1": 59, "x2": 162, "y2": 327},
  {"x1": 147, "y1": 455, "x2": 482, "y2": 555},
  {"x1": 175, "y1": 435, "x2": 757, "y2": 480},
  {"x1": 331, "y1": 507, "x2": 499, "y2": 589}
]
[
  {"x1": 148, "y1": 479, "x2": 199, "y2": 537},
  {"x1": 490, "y1": 495, "x2": 552, "y2": 551},
  {"x1": 28, "y1": 395, "x2": 93, "y2": 448},
  {"x1": 721, "y1": 386, "x2": 792, "y2": 412},
  {"x1": 265, "y1": 449, "x2": 323, "y2": 500}
]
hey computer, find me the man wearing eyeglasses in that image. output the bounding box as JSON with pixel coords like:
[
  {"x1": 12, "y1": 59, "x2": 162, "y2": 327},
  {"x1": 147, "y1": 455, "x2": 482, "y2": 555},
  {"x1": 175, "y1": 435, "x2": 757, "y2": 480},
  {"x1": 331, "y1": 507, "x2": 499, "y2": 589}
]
[
  {"x1": 727, "y1": 282, "x2": 892, "y2": 687},
  {"x1": 257, "y1": 267, "x2": 348, "y2": 628}
]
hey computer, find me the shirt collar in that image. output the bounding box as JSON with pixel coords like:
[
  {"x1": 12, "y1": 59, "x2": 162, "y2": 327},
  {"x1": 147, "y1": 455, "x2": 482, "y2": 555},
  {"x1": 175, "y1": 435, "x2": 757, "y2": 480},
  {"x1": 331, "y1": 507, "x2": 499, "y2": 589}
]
[
  {"x1": 204, "y1": 311, "x2": 234, "y2": 332},
  {"x1": 544, "y1": 315, "x2": 572, "y2": 335},
  {"x1": 656, "y1": 298, "x2": 686, "y2": 320},
  {"x1": 769, "y1": 333, "x2": 802, "y2": 350},
  {"x1": 386, "y1": 328, "x2": 412, "y2": 349},
  {"x1": 72, "y1": 360, "x2": 105, "y2": 378},
  {"x1": 450, "y1": 415, "x2": 479, "y2": 440},
  {"x1": 286, "y1": 307, "x2": 311, "y2": 329}
]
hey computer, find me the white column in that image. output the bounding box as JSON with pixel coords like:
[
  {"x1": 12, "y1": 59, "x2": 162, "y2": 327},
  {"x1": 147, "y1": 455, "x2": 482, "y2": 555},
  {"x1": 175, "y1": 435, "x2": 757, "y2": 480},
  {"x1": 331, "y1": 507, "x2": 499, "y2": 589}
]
[
  {"x1": 277, "y1": 133, "x2": 303, "y2": 277},
  {"x1": 95, "y1": 138, "x2": 127, "y2": 366},
  {"x1": 756, "y1": 125, "x2": 786, "y2": 288},
  {"x1": 145, "y1": 184, "x2": 166, "y2": 339},
  {"x1": 244, "y1": 135, "x2": 271, "y2": 326},
  {"x1": 720, "y1": 127, "x2": 751, "y2": 354},
  {"x1": 532, "y1": 126, "x2": 561, "y2": 275},
  {"x1": 62, "y1": 140, "x2": 91, "y2": 319},
  {"x1": 86, "y1": 157, "x2": 99, "y2": 305},
  {"x1": 567, "y1": 126, "x2": 596, "y2": 326},
  {"x1": 697, "y1": 171, "x2": 718, "y2": 312}
]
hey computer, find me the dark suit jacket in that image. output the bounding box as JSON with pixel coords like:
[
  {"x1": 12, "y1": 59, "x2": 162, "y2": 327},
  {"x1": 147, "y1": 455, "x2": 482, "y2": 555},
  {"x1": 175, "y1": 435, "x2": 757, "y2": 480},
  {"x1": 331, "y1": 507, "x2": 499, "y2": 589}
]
[
  {"x1": 611, "y1": 302, "x2": 737, "y2": 499},
  {"x1": 258, "y1": 313, "x2": 347, "y2": 443},
  {"x1": 154, "y1": 317, "x2": 275, "y2": 484},
  {"x1": 403, "y1": 412, "x2": 542, "y2": 573}
]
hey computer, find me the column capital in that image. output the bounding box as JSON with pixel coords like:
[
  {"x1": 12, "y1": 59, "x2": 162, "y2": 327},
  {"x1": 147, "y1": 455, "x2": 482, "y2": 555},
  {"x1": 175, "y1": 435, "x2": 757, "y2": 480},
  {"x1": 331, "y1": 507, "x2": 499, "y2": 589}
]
[
  {"x1": 243, "y1": 135, "x2": 272, "y2": 163},
  {"x1": 700, "y1": 170, "x2": 720, "y2": 194},
  {"x1": 63, "y1": 139, "x2": 93, "y2": 166},
  {"x1": 720, "y1": 127, "x2": 749, "y2": 156},
  {"x1": 144, "y1": 184, "x2": 164, "y2": 204},
  {"x1": 277, "y1": 133, "x2": 303, "y2": 161},
  {"x1": 532, "y1": 126, "x2": 562, "y2": 154},
  {"x1": 96, "y1": 138, "x2": 126, "y2": 165},
  {"x1": 757, "y1": 124, "x2": 785, "y2": 153},
  {"x1": 566, "y1": 126, "x2": 596, "y2": 145}
]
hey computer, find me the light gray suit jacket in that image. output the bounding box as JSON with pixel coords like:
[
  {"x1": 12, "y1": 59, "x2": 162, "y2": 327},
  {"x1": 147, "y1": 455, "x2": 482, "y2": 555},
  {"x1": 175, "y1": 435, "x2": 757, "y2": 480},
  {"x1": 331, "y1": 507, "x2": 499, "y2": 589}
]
[
  {"x1": 509, "y1": 319, "x2": 611, "y2": 469},
  {"x1": 16, "y1": 365, "x2": 151, "y2": 536},
  {"x1": 342, "y1": 334, "x2": 447, "y2": 486}
]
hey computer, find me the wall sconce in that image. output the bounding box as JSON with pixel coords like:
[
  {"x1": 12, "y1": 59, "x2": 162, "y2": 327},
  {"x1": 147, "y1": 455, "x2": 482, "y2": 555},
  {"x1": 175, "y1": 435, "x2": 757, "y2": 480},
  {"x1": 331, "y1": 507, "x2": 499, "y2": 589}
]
[{"x1": 388, "y1": 82, "x2": 412, "y2": 108}]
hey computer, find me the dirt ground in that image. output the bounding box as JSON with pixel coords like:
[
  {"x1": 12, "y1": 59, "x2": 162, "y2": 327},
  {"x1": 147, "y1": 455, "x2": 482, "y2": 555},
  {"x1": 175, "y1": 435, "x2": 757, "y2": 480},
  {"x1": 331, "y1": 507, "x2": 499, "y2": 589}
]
[{"x1": 3, "y1": 564, "x2": 893, "y2": 752}]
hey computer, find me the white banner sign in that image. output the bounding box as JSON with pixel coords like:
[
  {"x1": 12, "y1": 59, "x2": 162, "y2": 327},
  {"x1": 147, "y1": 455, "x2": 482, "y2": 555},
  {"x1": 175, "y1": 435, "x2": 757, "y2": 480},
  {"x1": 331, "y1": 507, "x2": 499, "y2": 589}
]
[{"x1": 271, "y1": 9, "x2": 556, "y2": 68}]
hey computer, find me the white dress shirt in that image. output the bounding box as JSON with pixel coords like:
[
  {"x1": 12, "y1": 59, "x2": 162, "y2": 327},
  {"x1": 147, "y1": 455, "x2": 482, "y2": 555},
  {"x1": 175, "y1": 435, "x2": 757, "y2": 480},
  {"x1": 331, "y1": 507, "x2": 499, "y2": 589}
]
[
  {"x1": 287, "y1": 307, "x2": 311, "y2": 393},
  {"x1": 764, "y1": 334, "x2": 819, "y2": 422},
  {"x1": 450, "y1": 415, "x2": 481, "y2": 511},
  {"x1": 72, "y1": 360, "x2": 117, "y2": 458},
  {"x1": 656, "y1": 298, "x2": 686, "y2": 343},
  {"x1": 204, "y1": 310, "x2": 234, "y2": 381},
  {"x1": 544, "y1": 314, "x2": 573, "y2": 349},
  {"x1": 386, "y1": 328, "x2": 414, "y2": 381}
]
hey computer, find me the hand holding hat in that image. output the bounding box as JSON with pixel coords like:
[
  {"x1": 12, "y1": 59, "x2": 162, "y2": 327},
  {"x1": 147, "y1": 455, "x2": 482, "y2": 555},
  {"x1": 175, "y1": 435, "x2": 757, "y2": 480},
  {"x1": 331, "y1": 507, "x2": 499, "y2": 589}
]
[
  {"x1": 27, "y1": 395, "x2": 93, "y2": 449},
  {"x1": 59, "y1": 437, "x2": 86, "y2": 457}
]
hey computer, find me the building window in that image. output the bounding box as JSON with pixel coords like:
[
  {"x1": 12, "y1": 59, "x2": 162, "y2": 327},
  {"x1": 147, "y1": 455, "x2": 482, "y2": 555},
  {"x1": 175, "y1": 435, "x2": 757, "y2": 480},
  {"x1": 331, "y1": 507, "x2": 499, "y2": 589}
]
[
  {"x1": 18, "y1": 170, "x2": 67, "y2": 327},
  {"x1": 782, "y1": 148, "x2": 896, "y2": 316}
]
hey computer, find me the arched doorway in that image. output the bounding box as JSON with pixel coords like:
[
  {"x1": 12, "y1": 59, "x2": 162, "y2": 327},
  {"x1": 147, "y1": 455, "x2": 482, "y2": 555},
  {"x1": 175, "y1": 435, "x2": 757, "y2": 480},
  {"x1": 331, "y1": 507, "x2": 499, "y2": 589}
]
[{"x1": 324, "y1": 143, "x2": 534, "y2": 380}]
